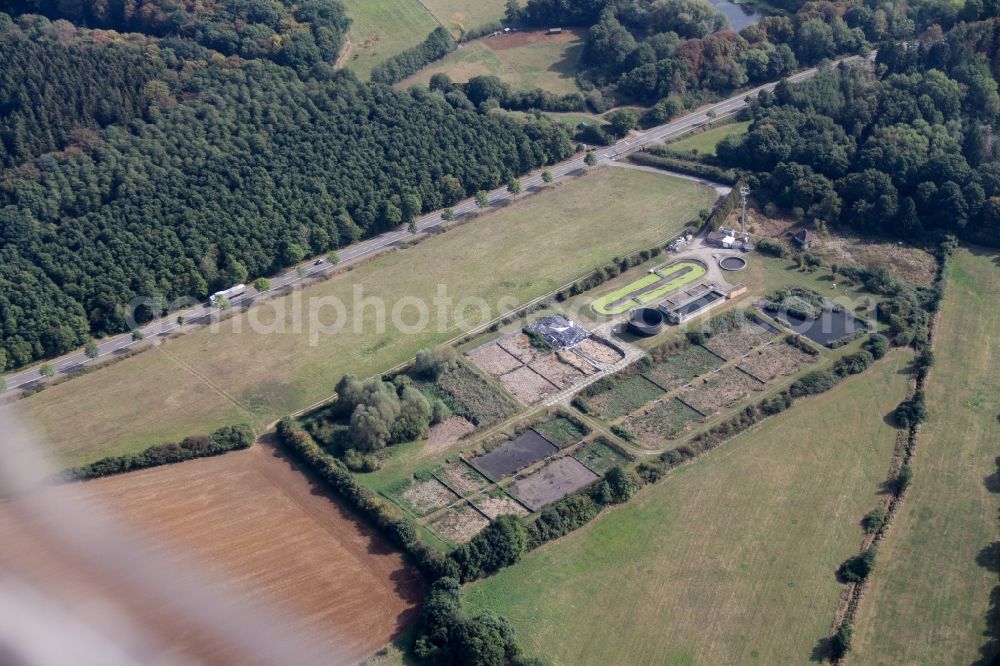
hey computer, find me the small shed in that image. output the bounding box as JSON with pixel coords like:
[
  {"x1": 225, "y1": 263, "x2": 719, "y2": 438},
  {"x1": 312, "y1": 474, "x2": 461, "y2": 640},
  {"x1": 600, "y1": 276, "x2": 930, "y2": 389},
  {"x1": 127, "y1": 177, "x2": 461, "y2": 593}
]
[
  {"x1": 547, "y1": 27, "x2": 562, "y2": 34},
  {"x1": 793, "y1": 229, "x2": 812, "y2": 248},
  {"x1": 706, "y1": 230, "x2": 728, "y2": 247}
]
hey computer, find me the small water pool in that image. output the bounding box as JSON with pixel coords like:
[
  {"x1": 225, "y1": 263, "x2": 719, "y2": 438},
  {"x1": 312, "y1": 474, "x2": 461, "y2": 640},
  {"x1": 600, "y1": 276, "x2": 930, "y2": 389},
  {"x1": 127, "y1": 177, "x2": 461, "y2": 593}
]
[
  {"x1": 769, "y1": 309, "x2": 869, "y2": 347},
  {"x1": 708, "y1": 0, "x2": 761, "y2": 30}
]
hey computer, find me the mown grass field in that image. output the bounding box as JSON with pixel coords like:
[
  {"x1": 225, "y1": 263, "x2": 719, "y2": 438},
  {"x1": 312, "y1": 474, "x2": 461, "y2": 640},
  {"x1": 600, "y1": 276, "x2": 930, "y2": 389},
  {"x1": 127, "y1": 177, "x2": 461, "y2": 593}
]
[
  {"x1": 339, "y1": 0, "x2": 439, "y2": 78},
  {"x1": 420, "y1": 0, "x2": 506, "y2": 35},
  {"x1": 465, "y1": 351, "x2": 911, "y2": 665},
  {"x1": 399, "y1": 30, "x2": 584, "y2": 95},
  {"x1": 13, "y1": 169, "x2": 716, "y2": 466},
  {"x1": 742, "y1": 253, "x2": 876, "y2": 305},
  {"x1": 666, "y1": 120, "x2": 751, "y2": 156},
  {"x1": 849, "y1": 248, "x2": 1000, "y2": 665}
]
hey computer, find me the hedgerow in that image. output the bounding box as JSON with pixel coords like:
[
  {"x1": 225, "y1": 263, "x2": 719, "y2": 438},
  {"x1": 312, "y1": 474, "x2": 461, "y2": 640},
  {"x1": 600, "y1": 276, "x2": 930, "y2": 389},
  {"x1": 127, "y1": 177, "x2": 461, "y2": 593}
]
[
  {"x1": 630, "y1": 151, "x2": 740, "y2": 185},
  {"x1": 832, "y1": 350, "x2": 874, "y2": 378},
  {"x1": 59, "y1": 423, "x2": 254, "y2": 481},
  {"x1": 894, "y1": 391, "x2": 928, "y2": 428},
  {"x1": 371, "y1": 27, "x2": 457, "y2": 85},
  {"x1": 785, "y1": 334, "x2": 820, "y2": 356},
  {"x1": 789, "y1": 369, "x2": 839, "y2": 397}
]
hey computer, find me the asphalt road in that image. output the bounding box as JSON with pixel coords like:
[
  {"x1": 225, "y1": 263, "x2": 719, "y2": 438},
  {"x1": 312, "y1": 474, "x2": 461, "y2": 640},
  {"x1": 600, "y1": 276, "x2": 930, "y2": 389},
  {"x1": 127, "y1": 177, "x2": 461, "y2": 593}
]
[{"x1": 0, "y1": 60, "x2": 846, "y2": 392}]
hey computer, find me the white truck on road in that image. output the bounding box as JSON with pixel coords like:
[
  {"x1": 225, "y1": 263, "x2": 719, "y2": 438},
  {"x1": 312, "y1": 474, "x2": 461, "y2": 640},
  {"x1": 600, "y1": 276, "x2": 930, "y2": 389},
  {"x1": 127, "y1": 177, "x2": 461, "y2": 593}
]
[{"x1": 210, "y1": 284, "x2": 245, "y2": 307}]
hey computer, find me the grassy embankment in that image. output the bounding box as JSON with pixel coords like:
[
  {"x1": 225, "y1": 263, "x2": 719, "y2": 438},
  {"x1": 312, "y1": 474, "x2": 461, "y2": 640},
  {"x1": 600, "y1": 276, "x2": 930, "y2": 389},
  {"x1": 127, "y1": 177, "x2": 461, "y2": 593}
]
[
  {"x1": 14, "y1": 169, "x2": 716, "y2": 466},
  {"x1": 465, "y1": 351, "x2": 911, "y2": 664},
  {"x1": 849, "y1": 248, "x2": 1000, "y2": 665}
]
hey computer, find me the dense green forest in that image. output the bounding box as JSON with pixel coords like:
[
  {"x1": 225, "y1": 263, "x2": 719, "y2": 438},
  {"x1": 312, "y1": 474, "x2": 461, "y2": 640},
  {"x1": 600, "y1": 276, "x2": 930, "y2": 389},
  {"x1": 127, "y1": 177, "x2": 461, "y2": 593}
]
[
  {"x1": 0, "y1": 16, "x2": 193, "y2": 169},
  {"x1": 0, "y1": 0, "x2": 349, "y2": 68},
  {"x1": 0, "y1": 13, "x2": 573, "y2": 370},
  {"x1": 716, "y1": 18, "x2": 1000, "y2": 247}
]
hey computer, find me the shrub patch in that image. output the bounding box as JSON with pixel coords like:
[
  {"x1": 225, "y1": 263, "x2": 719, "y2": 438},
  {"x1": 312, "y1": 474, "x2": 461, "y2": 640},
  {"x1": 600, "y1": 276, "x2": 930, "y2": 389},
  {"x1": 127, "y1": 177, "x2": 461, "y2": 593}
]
[
  {"x1": 620, "y1": 398, "x2": 704, "y2": 448},
  {"x1": 586, "y1": 374, "x2": 665, "y2": 420}
]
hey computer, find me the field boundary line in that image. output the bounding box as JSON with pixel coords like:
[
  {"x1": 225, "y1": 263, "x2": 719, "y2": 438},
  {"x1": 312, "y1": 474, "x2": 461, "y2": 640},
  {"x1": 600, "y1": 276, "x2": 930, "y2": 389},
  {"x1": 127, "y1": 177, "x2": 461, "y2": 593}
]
[
  {"x1": 526, "y1": 364, "x2": 562, "y2": 391},
  {"x1": 428, "y1": 471, "x2": 465, "y2": 500},
  {"x1": 495, "y1": 483, "x2": 534, "y2": 514},
  {"x1": 699, "y1": 344, "x2": 729, "y2": 362},
  {"x1": 464, "y1": 497, "x2": 494, "y2": 522},
  {"x1": 639, "y1": 373, "x2": 674, "y2": 393},
  {"x1": 154, "y1": 345, "x2": 253, "y2": 419},
  {"x1": 826, "y1": 256, "x2": 948, "y2": 661},
  {"x1": 570, "y1": 453, "x2": 603, "y2": 478},
  {"x1": 732, "y1": 365, "x2": 766, "y2": 385},
  {"x1": 412, "y1": 0, "x2": 445, "y2": 28},
  {"x1": 675, "y1": 395, "x2": 710, "y2": 418}
]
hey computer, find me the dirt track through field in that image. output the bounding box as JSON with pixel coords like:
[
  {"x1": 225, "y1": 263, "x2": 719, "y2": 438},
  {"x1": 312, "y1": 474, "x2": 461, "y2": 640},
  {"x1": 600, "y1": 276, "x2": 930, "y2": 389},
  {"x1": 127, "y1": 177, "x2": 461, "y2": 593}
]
[{"x1": 0, "y1": 444, "x2": 421, "y2": 664}]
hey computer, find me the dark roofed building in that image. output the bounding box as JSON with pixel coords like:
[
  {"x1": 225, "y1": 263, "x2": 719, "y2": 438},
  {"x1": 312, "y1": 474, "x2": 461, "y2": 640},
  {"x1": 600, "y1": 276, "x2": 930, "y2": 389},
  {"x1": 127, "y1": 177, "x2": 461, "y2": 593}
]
[
  {"x1": 793, "y1": 229, "x2": 813, "y2": 248},
  {"x1": 526, "y1": 315, "x2": 589, "y2": 349}
]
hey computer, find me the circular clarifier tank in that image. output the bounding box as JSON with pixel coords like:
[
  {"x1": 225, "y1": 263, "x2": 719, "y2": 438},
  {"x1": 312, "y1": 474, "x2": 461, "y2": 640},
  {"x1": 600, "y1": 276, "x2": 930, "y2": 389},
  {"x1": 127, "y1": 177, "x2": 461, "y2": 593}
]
[
  {"x1": 628, "y1": 308, "x2": 665, "y2": 336},
  {"x1": 720, "y1": 256, "x2": 747, "y2": 271}
]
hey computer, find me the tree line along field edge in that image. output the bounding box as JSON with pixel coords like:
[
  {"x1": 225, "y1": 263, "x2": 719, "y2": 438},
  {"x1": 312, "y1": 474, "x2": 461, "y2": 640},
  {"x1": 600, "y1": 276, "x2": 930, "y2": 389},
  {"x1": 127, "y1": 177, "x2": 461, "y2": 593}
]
[{"x1": 848, "y1": 247, "x2": 1000, "y2": 664}]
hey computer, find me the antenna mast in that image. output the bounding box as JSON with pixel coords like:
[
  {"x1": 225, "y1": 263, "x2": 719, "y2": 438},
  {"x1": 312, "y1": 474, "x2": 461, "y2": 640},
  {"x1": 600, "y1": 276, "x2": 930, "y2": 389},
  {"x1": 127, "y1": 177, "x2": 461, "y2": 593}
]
[{"x1": 739, "y1": 184, "x2": 750, "y2": 235}]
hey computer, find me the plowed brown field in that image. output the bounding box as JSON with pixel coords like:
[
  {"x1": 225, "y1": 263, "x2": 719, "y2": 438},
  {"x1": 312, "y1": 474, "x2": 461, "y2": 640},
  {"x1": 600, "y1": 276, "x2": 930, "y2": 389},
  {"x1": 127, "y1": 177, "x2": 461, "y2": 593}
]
[{"x1": 0, "y1": 443, "x2": 421, "y2": 664}]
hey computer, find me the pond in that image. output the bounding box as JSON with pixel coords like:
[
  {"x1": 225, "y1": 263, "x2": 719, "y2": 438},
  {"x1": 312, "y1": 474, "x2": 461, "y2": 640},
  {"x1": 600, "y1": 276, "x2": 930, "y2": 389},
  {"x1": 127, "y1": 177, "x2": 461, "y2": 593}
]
[
  {"x1": 766, "y1": 308, "x2": 870, "y2": 347},
  {"x1": 709, "y1": 0, "x2": 762, "y2": 31}
]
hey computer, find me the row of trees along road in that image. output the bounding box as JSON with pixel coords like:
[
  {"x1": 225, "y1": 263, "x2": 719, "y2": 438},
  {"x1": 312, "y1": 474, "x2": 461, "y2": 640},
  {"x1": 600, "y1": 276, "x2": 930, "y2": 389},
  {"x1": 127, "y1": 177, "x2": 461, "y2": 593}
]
[{"x1": 0, "y1": 15, "x2": 574, "y2": 371}]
